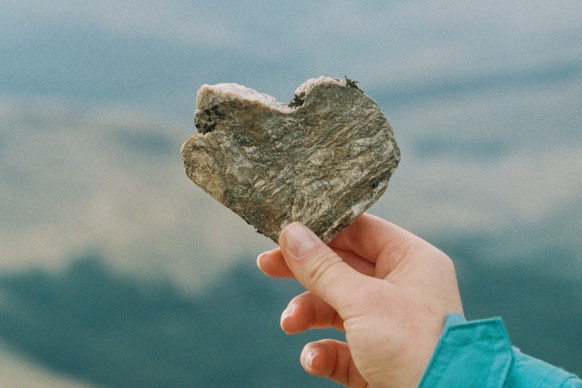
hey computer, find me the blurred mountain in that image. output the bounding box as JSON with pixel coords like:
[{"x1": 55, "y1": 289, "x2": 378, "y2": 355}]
[
  {"x1": 0, "y1": 250, "x2": 579, "y2": 388},
  {"x1": 0, "y1": 253, "x2": 341, "y2": 387}
]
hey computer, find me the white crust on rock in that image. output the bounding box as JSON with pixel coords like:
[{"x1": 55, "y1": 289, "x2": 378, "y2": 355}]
[{"x1": 197, "y1": 83, "x2": 294, "y2": 114}]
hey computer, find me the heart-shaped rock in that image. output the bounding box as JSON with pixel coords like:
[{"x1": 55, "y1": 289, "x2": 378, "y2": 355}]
[{"x1": 181, "y1": 76, "x2": 400, "y2": 243}]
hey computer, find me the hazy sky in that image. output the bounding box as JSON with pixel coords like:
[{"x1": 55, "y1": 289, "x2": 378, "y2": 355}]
[{"x1": 3, "y1": 1, "x2": 581, "y2": 113}]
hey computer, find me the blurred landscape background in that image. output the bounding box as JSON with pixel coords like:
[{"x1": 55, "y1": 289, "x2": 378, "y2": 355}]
[{"x1": 1, "y1": 1, "x2": 581, "y2": 386}]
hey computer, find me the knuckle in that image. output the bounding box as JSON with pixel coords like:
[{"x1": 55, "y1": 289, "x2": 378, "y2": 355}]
[{"x1": 304, "y1": 250, "x2": 344, "y2": 291}]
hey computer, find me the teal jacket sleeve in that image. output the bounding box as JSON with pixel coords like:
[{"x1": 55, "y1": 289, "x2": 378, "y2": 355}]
[{"x1": 418, "y1": 314, "x2": 581, "y2": 387}]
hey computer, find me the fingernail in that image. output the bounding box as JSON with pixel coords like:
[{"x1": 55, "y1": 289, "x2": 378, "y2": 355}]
[
  {"x1": 283, "y1": 223, "x2": 316, "y2": 258},
  {"x1": 303, "y1": 348, "x2": 316, "y2": 370},
  {"x1": 280, "y1": 305, "x2": 294, "y2": 328}
]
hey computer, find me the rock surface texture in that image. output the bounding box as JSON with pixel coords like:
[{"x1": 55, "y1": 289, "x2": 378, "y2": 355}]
[{"x1": 181, "y1": 76, "x2": 400, "y2": 243}]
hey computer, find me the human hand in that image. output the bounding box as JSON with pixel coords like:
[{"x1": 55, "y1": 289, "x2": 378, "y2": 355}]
[{"x1": 257, "y1": 214, "x2": 464, "y2": 388}]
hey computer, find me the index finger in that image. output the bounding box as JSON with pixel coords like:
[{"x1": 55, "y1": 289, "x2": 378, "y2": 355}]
[
  {"x1": 257, "y1": 245, "x2": 375, "y2": 278},
  {"x1": 329, "y1": 213, "x2": 421, "y2": 267}
]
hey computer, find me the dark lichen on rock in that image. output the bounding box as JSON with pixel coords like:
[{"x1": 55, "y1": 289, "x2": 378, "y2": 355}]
[
  {"x1": 344, "y1": 75, "x2": 363, "y2": 93},
  {"x1": 288, "y1": 94, "x2": 305, "y2": 108},
  {"x1": 181, "y1": 76, "x2": 400, "y2": 243}
]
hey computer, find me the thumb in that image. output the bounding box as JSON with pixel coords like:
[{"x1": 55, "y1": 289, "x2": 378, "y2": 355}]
[{"x1": 279, "y1": 222, "x2": 366, "y2": 313}]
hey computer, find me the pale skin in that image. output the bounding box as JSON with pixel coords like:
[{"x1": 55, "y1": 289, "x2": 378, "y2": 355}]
[{"x1": 257, "y1": 213, "x2": 464, "y2": 388}]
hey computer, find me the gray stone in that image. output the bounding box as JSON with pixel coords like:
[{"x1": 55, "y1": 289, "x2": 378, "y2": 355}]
[{"x1": 181, "y1": 76, "x2": 400, "y2": 243}]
